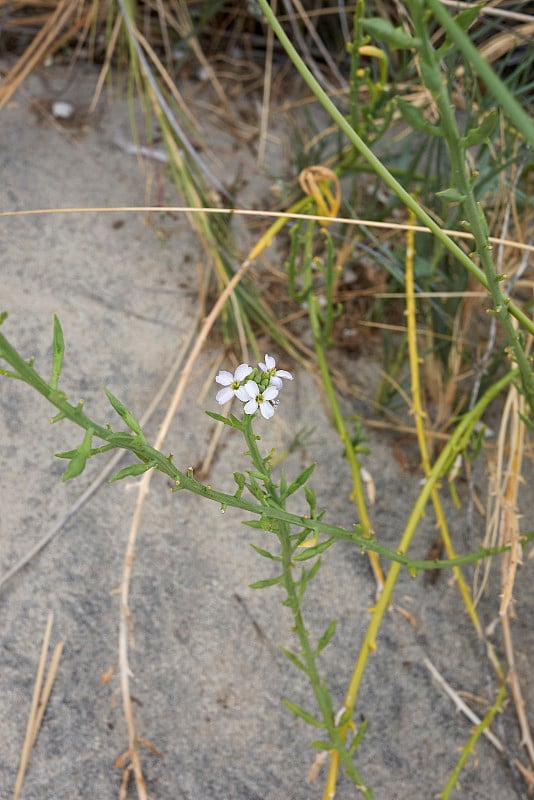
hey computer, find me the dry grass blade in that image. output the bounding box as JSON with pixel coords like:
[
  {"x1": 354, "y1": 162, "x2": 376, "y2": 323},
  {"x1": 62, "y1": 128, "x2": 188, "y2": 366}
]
[
  {"x1": 0, "y1": 0, "x2": 98, "y2": 110},
  {"x1": 13, "y1": 613, "x2": 64, "y2": 800}
]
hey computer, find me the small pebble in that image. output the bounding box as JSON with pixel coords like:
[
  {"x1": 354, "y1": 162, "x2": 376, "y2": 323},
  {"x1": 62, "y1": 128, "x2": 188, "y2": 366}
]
[{"x1": 52, "y1": 101, "x2": 74, "y2": 120}]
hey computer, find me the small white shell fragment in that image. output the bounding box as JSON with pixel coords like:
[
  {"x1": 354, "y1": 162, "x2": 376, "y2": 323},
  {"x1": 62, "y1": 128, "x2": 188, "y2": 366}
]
[
  {"x1": 52, "y1": 101, "x2": 74, "y2": 120},
  {"x1": 360, "y1": 466, "x2": 376, "y2": 505}
]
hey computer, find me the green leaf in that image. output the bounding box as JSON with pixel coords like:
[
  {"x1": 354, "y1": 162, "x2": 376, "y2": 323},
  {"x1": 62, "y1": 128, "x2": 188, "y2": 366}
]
[
  {"x1": 460, "y1": 110, "x2": 498, "y2": 148},
  {"x1": 0, "y1": 311, "x2": 8, "y2": 325},
  {"x1": 107, "y1": 431, "x2": 139, "y2": 449},
  {"x1": 280, "y1": 647, "x2": 306, "y2": 673},
  {"x1": 293, "y1": 538, "x2": 334, "y2": 561},
  {"x1": 304, "y1": 485, "x2": 317, "y2": 517},
  {"x1": 205, "y1": 410, "x2": 243, "y2": 429},
  {"x1": 60, "y1": 427, "x2": 93, "y2": 481},
  {"x1": 363, "y1": 18, "x2": 419, "y2": 49},
  {"x1": 104, "y1": 388, "x2": 144, "y2": 437},
  {"x1": 285, "y1": 463, "x2": 315, "y2": 497},
  {"x1": 436, "y1": 4, "x2": 483, "y2": 56},
  {"x1": 50, "y1": 315, "x2": 64, "y2": 391},
  {"x1": 348, "y1": 717, "x2": 369, "y2": 754},
  {"x1": 436, "y1": 187, "x2": 467, "y2": 203},
  {"x1": 397, "y1": 97, "x2": 441, "y2": 137},
  {"x1": 316, "y1": 619, "x2": 337, "y2": 655},
  {"x1": 109, "y1": 461, "x2": 156, "y2": 483},
  {"x1": 233, "y1": 471, "x2": 246, "y2": 498},
  {"x1": 250, "y1": 544, "x2": 281, "y2": 560},
  {"x1": 282, "y1": 699, "x2": 324, "y2": 728},
  {"x1": 249, "y1": 576, "x2": 281, "y2": 589},
  {"x1": 311, "y1": 739, "x2": 335, "y2": 750}
]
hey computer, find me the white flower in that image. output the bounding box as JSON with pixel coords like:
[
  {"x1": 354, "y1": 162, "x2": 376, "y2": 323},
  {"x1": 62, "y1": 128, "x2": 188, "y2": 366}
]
[
  {"x1": 259, "y1": 353, "x2": 293, "y2": 389},
  {"x1": 215, "y1": 363, "x2": 253, "y2": 405},
  {"x1": 240, "y1": 380, "x2": 279, "y2": 419}
]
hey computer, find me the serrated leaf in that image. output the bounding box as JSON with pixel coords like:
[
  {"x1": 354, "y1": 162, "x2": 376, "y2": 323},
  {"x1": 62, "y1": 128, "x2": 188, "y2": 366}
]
[
  {"x1": 316, "y1": 619, "x2": 337, "y2": 655},
  {"x1": 109, "y1": 461, "x2": 155, "y2": 483},
  {"x1": 363, "y1": 18, "x2": 419, "y2": 49},
  {"x1": 104, "y1": 388, "x2": 144, "y2": 436},
  {"x1": 397, "y1": 98, "x2": 441, "y2": 136},
  {"x1": 60, "y1": 427, "x2": 93, "y2": 481},
  {"x1": 285, "y1": 463, "x2": 315, "y2": 497},
  {"x1": 436, "y1": 187, "x2": 467, "y2": 202},
  {"x1": 50, "y1": 314, "x2": 64, "y2": 391},
  {"x1": 249, "y1": 544, "x2": 281, "y2": 561},
  {"x1": 293, "y1": 538, "x2": 334, "y2": 561},
  {"x1": 461, "y1": 111, "x2": 498, "y2": 148},
  {"x1": 249, "y1": 576, "x2": 281, "y2": 589},
  {"x1": 280, "y1": 647, "x2": 306, "y2": 673},
  {"x1": 283, "y1": 699, "x2": 324, "y2": 728}
]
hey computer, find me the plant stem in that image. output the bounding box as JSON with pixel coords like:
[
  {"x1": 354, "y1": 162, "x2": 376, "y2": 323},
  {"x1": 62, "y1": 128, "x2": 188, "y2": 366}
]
[
  {"x1": 309, "y1": 296, "x2": 384, "y2": 591},
  {"x1": 409, "y1": 0, "x2": 534, "y2": 414},
  {"x1": 255, "y1": 0, "x2": 534, "y2": 339}
]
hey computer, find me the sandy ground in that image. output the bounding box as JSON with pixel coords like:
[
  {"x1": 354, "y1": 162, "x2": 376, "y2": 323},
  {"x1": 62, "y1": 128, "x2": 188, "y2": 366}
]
[{"x1": 1, "y1": 65, "x2": 530, "y2": 799}]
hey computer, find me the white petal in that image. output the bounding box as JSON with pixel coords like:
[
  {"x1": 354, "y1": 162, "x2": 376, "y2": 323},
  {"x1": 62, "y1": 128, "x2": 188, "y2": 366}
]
[
  {"x1": 259, "y1": 401, "x2": 275, "y2": 419},
  {"x1": 263, "y1": 385, "x2": 279, "y2": 401},
  {"x1": 215, "y1": 370, "x2": 233, "y2": 386},
  {"x1": 216, "y1": 386, "x2": 234, "y2": 404},
  {"x1": 269, "y1": 376, "x2": 283, "y2": 389},
  {"x1": 275, "y1": 369, "x2": 293, "y2": 381},
  {"x1": 244, "y1": 399, "x2": 258, "y2": 415},
  {"x1": 243, "y1": 380, "x2": 259, "y2": 399},
  {"x1": 263, "y1": 354, "x2": 276, "y2": 370},
  {"x1": 235, "y1": 386, "x2": 250, "y2": 402},
  {"x1": 234, "y1": 363, "x2": 253, "y2": 382}
]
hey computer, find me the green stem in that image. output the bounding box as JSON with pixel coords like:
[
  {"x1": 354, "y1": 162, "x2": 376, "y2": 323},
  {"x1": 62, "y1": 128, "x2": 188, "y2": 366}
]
[
  {"x1": 426, "y1": 0, "x2": 534, "y2": 150},
  {"x1": 255, "y1": 0, "x2": 534, "y2": 339},
  {"x1": 409, "y1": 0, "x2": 534, "y2": 413},
  {"x1": 242, "y1": 413, "x2": 373, "y2": 797},
  {"x1": 0, "y1": 329, "x2": 524, "y2": 570}
]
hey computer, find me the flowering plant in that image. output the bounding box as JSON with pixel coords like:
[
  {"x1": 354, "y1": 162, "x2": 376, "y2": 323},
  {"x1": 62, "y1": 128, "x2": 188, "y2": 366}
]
[{"x1": 215, "y1": 354, "x2": 293, "y2": 420}]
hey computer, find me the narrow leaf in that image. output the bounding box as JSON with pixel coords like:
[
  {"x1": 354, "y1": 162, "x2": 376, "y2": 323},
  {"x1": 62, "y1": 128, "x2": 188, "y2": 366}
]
[
  {"x1": 293, "y1": 538, "x2": 334, "y2": 561},
  {"x1": 249, "y1": 576, "x2": 282, "y2": 589},
  {"x1": 304, "y1": 485, "x2": 317, "y2": 517},
  {"x1": 280, "y1": 647, "x2": 306, "y2": 673},
  {"x1": 316, "y1": 620, "x2": 337, "y2": 655},
  {"x1": 109, "y1": 461, "x2": 155, "y2": 483},
  {"x1": 233, "y1": 471, "x2": 246, "y2": 498},
  {"x1": 50, "y1": 314, "x2": 64, "y2": 391},
  {"x1": 61, "y1": 427, "x2": 93, "y2": 481},
  {"x1": 249, "y1": 544, "x2": 281, "y2": 561},
  {"x1": 362, "y1": 18, "x2": 419, "y2": 49},
  {"x1": 461, "y1": 110, "x2": 498, "y2": 148},
  {"x1": 397, "y1": 98, "x2": 441, "y2": 137},
  {"x1": 104, "y1": 388, "x2": 144, "y2": 436},
  {"x1": 282, "y1": 699, "x2": 324, "y2": 728},
  {"x1": 285, "y1": 463, "x2": 315, "y2": 497},
  {"x1": 205, "y1": 410, "x2": 242, "y2": 429},
  {"x1": 436, "y1": 187, "x2": 467, "y2": 202}
]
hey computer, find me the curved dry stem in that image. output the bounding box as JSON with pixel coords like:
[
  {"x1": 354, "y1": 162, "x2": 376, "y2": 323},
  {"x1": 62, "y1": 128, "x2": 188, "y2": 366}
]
[{"x1": 117, "y1": 256, "x2": 252, "y2": 798}]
